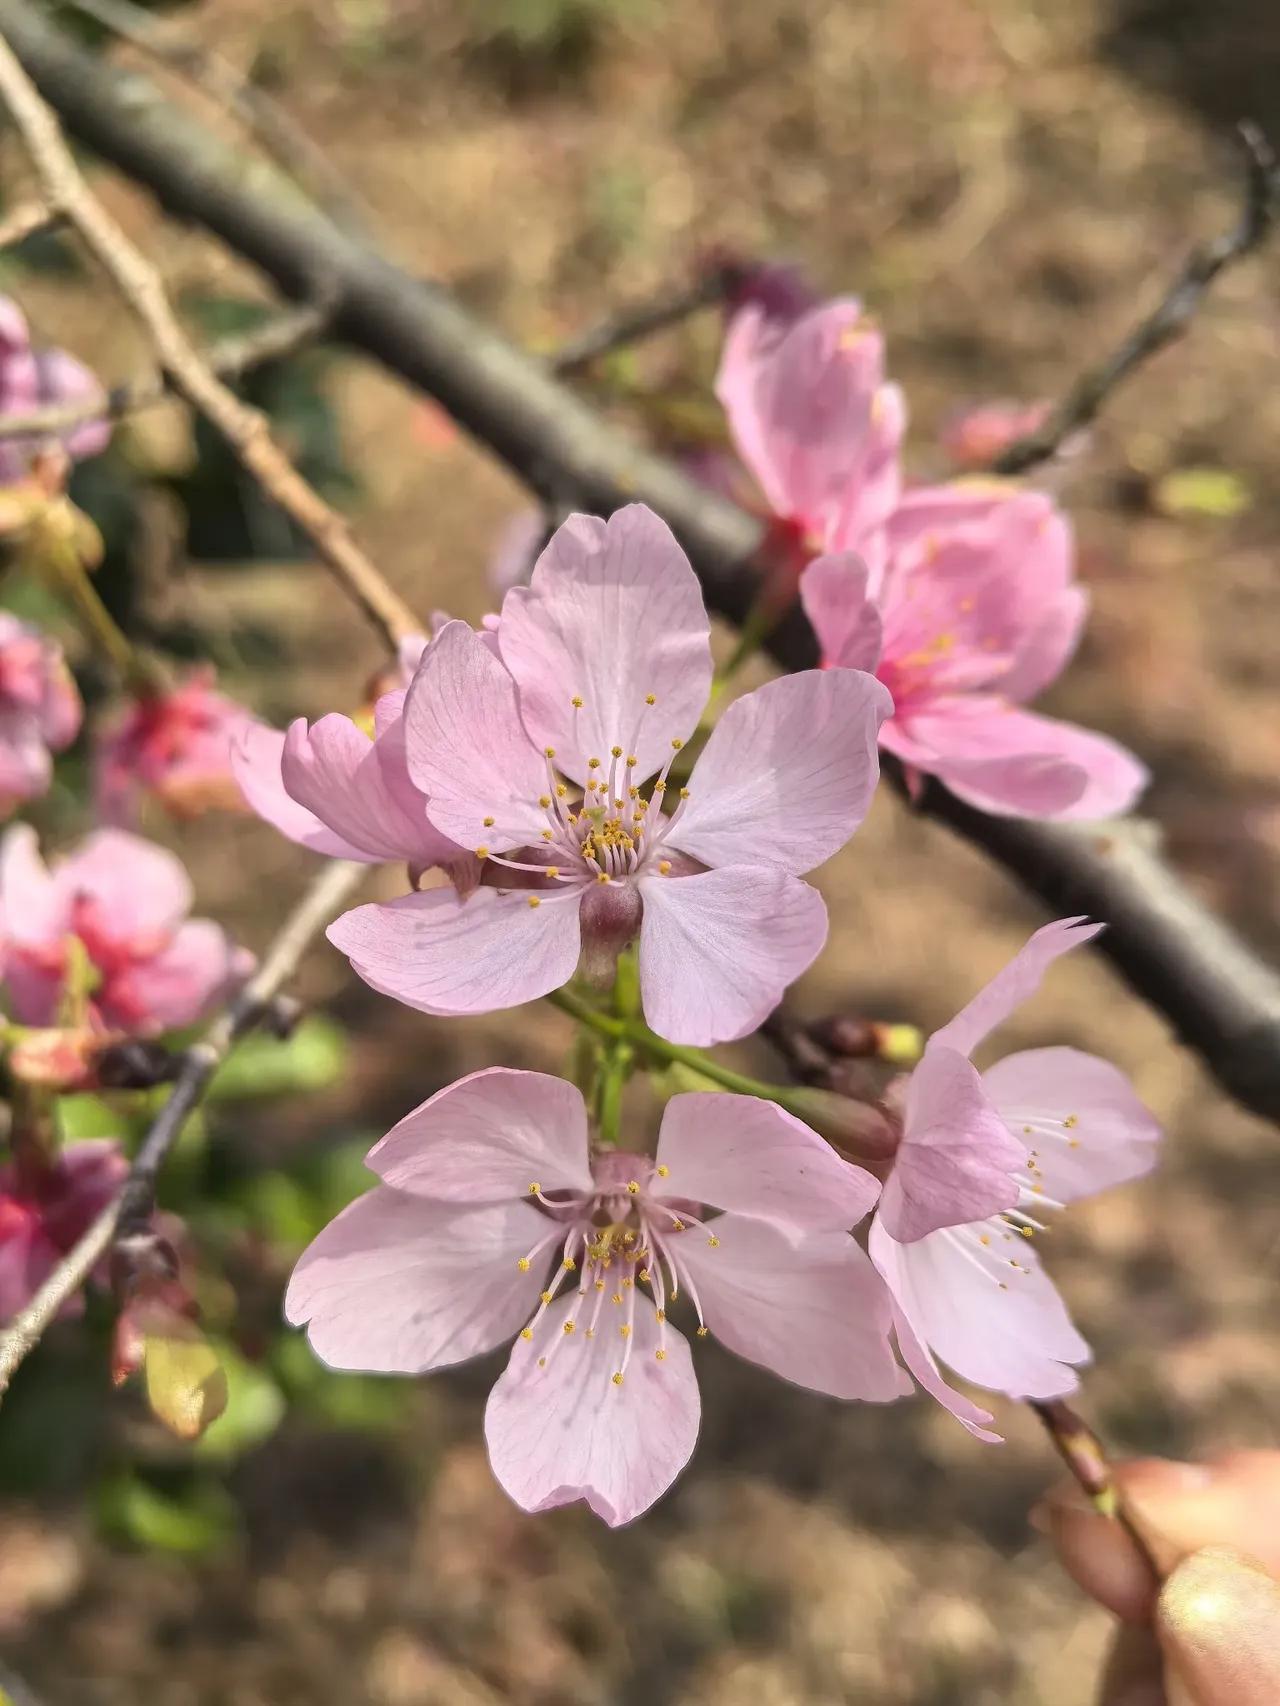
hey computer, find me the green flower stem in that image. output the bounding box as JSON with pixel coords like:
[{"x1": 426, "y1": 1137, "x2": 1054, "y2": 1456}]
[{"x1": 47, "y1": 539, "x2": 165, "y2": 694}]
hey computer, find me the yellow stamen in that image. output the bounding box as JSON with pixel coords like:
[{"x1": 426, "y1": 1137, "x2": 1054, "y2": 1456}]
[{"x1": 517, "y1": 1257, "x2": 531, "y2": 1271}]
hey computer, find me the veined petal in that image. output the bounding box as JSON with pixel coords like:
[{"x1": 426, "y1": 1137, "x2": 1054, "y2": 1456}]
[
  {"x1": 799, "y1": 552, "x2": 884, "y2": 671},
  {"x1": 981, "y1": 1046, "x2": 1160, "y2": 1202},
  {"x1": 878, "y1": 1045, "x2": 1023, "y2": 1243},
  {"x1": 370, "y1": 1067, "x2": 593, "y2": 1201},
  {"x1": 499, "y1": 506, "x2": 713, "y2": 786},
  {"x1": 328, "y1": 885, "x2": 583, "y2": 1017},
  {"x1": 485, "y1": 1291, "x2": 699, "y2": 1527},
  {"x1": 402, "y1": 620, "x2": 549, "y2": 852},
  {"x1": 670, "y1": 669, "x2": 891, "y2": 875},
  {"x1": 232, "y1": 723, "x2": 372, "y2": 860},
  {"x1": 930, "y1": 918, "x2": 1102, "y2": 1060},
  {"x1": 280, "y1": 714, "x2": 448, "y2": 864},
  {"x1": 286, "y1": 1188, "x2": 549, "y2": 1374},
  {"x1": 653, "y1": 1092, "x2": 879, "y2": 1231},
  {"x1": 675, "y1": 1215, "x2": 908, "y2": 1402},
  {"x1": 869, "y1": 1216, "x2": 1088, "y2": 1402},
  {"x1": 637, "y1": 866, "x2": 827, "y2": 1046}
]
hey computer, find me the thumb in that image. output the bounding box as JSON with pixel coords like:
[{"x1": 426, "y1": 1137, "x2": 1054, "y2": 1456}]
[{"x1": 1156, "y1": 1547, "x2": 1280, "y2": 1706}]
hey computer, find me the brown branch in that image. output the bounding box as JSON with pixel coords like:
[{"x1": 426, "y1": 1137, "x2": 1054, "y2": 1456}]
[
  {"x1": 551, "y1": 266, "x2": 735, "y2": 376},
  {"x1": 0, "y1": 195, "x2": 56, "y2": 245},
  {"x1": 994, "y1": 123, "x2": 1279, "y2": 476},
  {"x1": 0, "y1": 33, "x2": 421, "y2": 650},
  {"x1": 0, "y1": 857, "x2": 366, "y2": 1403},
  {"x1": 1031, "y1": 1399, "x2": 1164, "y2": 1583},
  {"x1": 0, "y1": 297, "x2": 333, "y2": 440},
  {"x1": 2, "y1": 0, "x2": 1279, "y2": 1121}
]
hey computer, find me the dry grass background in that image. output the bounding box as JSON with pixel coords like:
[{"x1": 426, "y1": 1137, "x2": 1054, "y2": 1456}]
[{"x1": 1, "y1": 0, "x2": 1279, "y2": 1700}]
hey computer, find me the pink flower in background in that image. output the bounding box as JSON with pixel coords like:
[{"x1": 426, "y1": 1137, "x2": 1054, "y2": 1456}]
[
  {"x1": 96, "y1": 668, "x2": 256, "y2": 826},
  {"x1": 0, "y1": 1139, "x2": 126, "y2": 1321},
  {"x1": 938, "y1": 401, "x2": 1052, "y2": 472},
  {"x1": 0, "y1": 296, "x2": 111, "y2": 484},
  {"x1": 0, "y1": 613, "x2": 81, "y2": 813},
  {"x1": 801, "y1": 484, "x2": 1149, "y2": 819},
  {"x1": 868, "y1": 918, "x2": 1161, "y2": 1440},
  {"x1": 0, "y1": 824, "x2": 252, "y2": 1036},
  {"x1": 287, "y1": 1068, "x2": 906, "y2": 1525},
  {"x1": 715, "y1": 297, "x2": 905, "y2": 578},
  {"x1": 329, "y1": 505, "x2": 890, "y2": 1045}
]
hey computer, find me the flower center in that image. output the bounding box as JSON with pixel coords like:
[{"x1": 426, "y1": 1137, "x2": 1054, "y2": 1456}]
[{"x1": 938, "y1": 1107, "x2": 1080, "y2": 1288}]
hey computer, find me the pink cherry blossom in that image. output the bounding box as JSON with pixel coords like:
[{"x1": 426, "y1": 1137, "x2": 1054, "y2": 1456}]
[
  {"x1": 0, "y1": 296, "x2": 110, "y2": 484},
  {"x1": 327, "y1": 505, "x2": 891, "y2": 1045},
  {"x1": 286, "y1": 1067, "x2": 906, "y2": 1525},
  {"x1": 0, "y1": 1139, "x2": 126, "y2": 1321},
  {"x1": 95, "y1": 668, "x2": 258, "y2": 827},
  {"x1": 802, "y1": 483, "x2": 1149, "y2": 819},
  {"x1": 0, "y1": 613, "x2": 81, "y2": 813},
  {"x1": 938, "y1": 401, "x2": 1052, "y2": 472},
  {"x1": 868, "y1": 918, "x2": 1161, "y2": 1439},
  {"x1": 0, "y1": 824, "x2": 252, "y2": 1036}
]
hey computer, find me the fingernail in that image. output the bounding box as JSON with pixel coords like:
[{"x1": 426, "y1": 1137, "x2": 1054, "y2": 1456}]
[{"x1": 1160, "y1": 1547, "x2": 1280, "y2": 1706}]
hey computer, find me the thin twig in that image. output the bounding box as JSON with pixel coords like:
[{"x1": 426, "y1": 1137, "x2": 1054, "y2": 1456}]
[
  {"x1": 0, "y1": 858, "x2": 366, "y2": 1402},
  {"x1": 551, "y1": 267, "x2": 735, "y2": 376},
  {"x1": 0, "y1": 194, "x2": 55, "y2": 245},
  {"x1": 55, "y1": 0, "x2": 370, "y2": 234},
  {"x1": 1031, "y1": 1399, "x2": 1164, "y2": 1584},
  {"x1": 0, "y1": 297, "x2": 333, "y2": 441},
  {"x1": 0, "y1": 36, "x2": 421, "y2": 649},
  {"x1": 994, "y1": 123, "x2": 1280, "y2": 475}
]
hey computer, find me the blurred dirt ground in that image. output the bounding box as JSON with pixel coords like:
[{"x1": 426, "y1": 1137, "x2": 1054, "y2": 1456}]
[{"x1": 2, "y1": 0, "x2": 1280, "y2": 1700}]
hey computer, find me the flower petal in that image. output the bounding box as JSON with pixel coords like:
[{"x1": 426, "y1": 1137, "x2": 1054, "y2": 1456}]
[
  {"x1": 869, "y1": 1216, "x2": 1088, "y2": 1402},
  {"x1": 0, "y1": 823, "x2": 61, "y2": 948},
  {"x1": 653, "y1": 1092, "x2": 879, "y2": 1230},
  {"x1": 799, "y1": 552, "x2": 883, "y2": 671},
  {"x1": 402, "y1": 620, "x2": 549, "y2": 853},
  {"x1": 981, "y1": 1046, "x2": 1160, "y2": 1202},
  {"x1": 637, "y1": 866, "x2": 827, "y2": 1045},
  {"x1": 102, "y1": 919, "x2": 250, "y2": 1034},
  {"x1": 887, "y1": 1301, "x2": 1001, "y2": 1442},
  {"x1": 328, "y1": 885, "x2": 583, "y2": 1016},
  {"x1": 286, "y1": 1187, "x2": 549, "y2": 1373},
  {"x1": 280, "y1": 714, "x2": 448, "y2": 865},
  {"x1": 499, "y1": 506, "x2": 713, "y2": 785},
  {"x1": 674, "y1": 1215, "x2": 908, "y2": 1401},
  {"x1": 877, "y1": 1045, "x2": 1023, "y2": 1242},
  {"x1": 485, "y1": 1291, "x2": 699, "y2": 1527},
  {"x1": 232, "y1": 723, "x2": 372, "y2": 860},
  {"x1": 370, "y1": 1067, "x2": 593, "y2": 1201},
  {"x1": 930, "y1": 918, "x2": 1102, "y2": 1060},
  {"x1": 670, "y1": 668, "x2": 891, "y2": 874},
  {"x1": 57, "y1": 830, "x2": 192, "y2": 939}
]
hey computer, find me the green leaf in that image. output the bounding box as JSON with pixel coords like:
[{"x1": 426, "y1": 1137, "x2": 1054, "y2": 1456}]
[
  {"x1": 95, "y1": 1472, "x2": 236, "y2": 1556},
  {"x1": 196, "y1": 1341, "x2": 286, "y2": 1462},
  {"x1": 55, "y1": 1092, "x2": 122, "y2": 1142},
  {"x1": 1154, "y1": 467, "x2": 1252, "y2": 519},
  {"x1": 209, "y1": 1014, "x2": 349, "y2": 1101}
]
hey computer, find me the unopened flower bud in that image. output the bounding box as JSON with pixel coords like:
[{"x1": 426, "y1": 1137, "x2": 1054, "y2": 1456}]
[{"x1": 784, "y1": 1088, "x2": 900, "y2": 1164}]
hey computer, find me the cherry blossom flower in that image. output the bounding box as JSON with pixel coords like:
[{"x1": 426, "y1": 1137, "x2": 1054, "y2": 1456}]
[
  {"x1": 0, "y1": 1139, "x2": 126, "y2": 1321},
  {"x1": 328, "y1": 505, "x2": 890, "y2": 1045},
  {"x1": 715, "y1": 297, "x2": 905, "y2": 579},
  {"x1": 0, "y1": 296, "x2": 110, "y2": 484},
  {"x1": 286, "y1": 1068, "x2": 906, "y2": 1525},
  {"x1": 0, "y1": 824, "x2": 252, "y2": 1036},
  {"x1": 96, "y1": 668, "x2": 258, "y2": 826},
  {"x1": 0, "y1": 612, "x2": 81, "y2": 814},
  {"x1": 868, "y1": 918, "x2": 1161, "y2": 1440},
  {"x1": 938, "y1": 401, "x2": 1052, "y2": 472},
  {"x1": 801, "y1": 484, "x2": 1149, "y2": 819}
]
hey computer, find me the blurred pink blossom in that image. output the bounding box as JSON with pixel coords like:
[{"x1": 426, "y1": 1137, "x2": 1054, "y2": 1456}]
[
  {"x1": 328, "y1": 505, "x2": 890, "y2": 1045},
  {"x1": 95, "y1": 668, "x2": 256, "y2": 826},
  {"x1": 801, "y1": 484, "x2": 1149, "y2": 818},
  {"x1": 0, "y1": 824, "x2": 252, "y2": 1036},
  {"x1": 0, "y1": 1139, "x2": 126, "y2": 1321},
  {"x1": 0, "y1": 612, "x2": 81, "y2": 813},
  {"x1": 938, "y1": 400, "x2": 1052, "y2": 472},
  {"x1": 868, "y1": 918, "x2": 1161, "y2": 1439},
  {"x1": 0, "y1": 296, "x2": 111, "y2": 484},
  {"x1": 287, "y1": 1068, "x2": 905, "y2": 1525}
]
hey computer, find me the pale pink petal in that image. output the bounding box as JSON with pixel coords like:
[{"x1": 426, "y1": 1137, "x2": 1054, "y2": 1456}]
[
  {"x1": 825, "y1": 381, "x2": 908, "y2": 554},
  {"x1": 637, "y1": 865, "x2": 827, "y2": 1046},
  {"x1": 0, "y1": 822, "x2": 64, "y2": 946},
  {"x1": 34, "y1": 348, "x2": 111, "y2": 461},
  {"x1": 286, "y1": 1187, "x2": 549, "y2": 1373},
  {"x1": 281, "y1": 714, "x2": 448, "y2": 865},
  {"x1": 232, "y1": 722, "x2": 374, "y2": 861},
  {"x1": 485, "y1": 1291, "x2": 699, "y2": 1526},
  {"x1": 0, "y1": 706, "x2": 51, "y2": 802},
  {"x1": 670, "y1": 669, "x2": 890, "y2": 875},
  {"x1": 930, "y1": 918, "x2": 1102, "y2": 1060},
  {"x1": 798, "y1": 552, "x2": 883, "y2": 671},
  {"x1": 877, "y1": 1045, "x2": 1023, "y2": 1242},
  {"x1": 102, "y1": 919, "x2": 249, "y2": 1034},
  {"x1": 888, "y1": 1303, "x2": 1001, "y2": 1442},
  {"x1": 981, "y1": 1046, "x2": 1161, "y2": 1201},
  {"x1": 499, "y1": 506, "x2": 713, "y2": 785},
  {"x1": 870, "y1": 1217, "x2": 1088, "y2": 1401},
  {"x1": 56, "y1": 829, "x2": 193, "y2": 939},
  {"x1": 1000, "y1": 586, "x2": 1088, "y2": 705},
  {"x1": 402, "y1": 620, "x2": 548, "y2": 852},
  {"x1": 370, "y1": 1067, "x2": 593, "y2": 1201},
  {"x1": 329, "y1": 885, "x2": 583, "y2": 1016},
  {"x1": 652, "y1": 1092, "x2": 879, "y2": 1230},
  {"x1": 674, "y1": 1215, "x2": 908, "y2": 1401}
]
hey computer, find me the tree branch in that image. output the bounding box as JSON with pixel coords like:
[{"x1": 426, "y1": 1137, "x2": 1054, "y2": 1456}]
[
  {"x1": 0, "y1": 857, "x2": 366, "y2": 1402},
  {"x1": 1, "y1": 0, "x2": 1278, "y2": 1121},
  {"x1": 551, "y1": 265, "x2": 735, "y2": 376}
]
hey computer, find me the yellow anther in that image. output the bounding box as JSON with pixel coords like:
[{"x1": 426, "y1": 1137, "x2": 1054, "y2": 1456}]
[
  {"x1": 611, "y1": 745, "x2": 623, "y2": 758},
  {"x1": 571, "y1": 695, "x2": 584, "y2": 708},
  {"x1": 475, "y1": 845, "x2": 489, "y2": 858},
  {"x1": 540, "y1": 1290, "x2": 553, "y2": 1303},
  {"x1": 1020, "y1": 1227, "x2": 1034, "y2": 1239},
  {"x1": 544, "y1": 746, "x2": 556, "y2": 758},
  {"x1": 655, "y1": 1349, "x2": 667, "y2": 1362},
  {"x1": 626, "y1": 754, "x2": 637, "y2": 767},
  {"x1": 1069, "y1": 1139, "x2": 1081, "y2": 1149},
  {"x1": 611, "y1": 1293, "x2": 623, "y2": 1305},
  {"x1": 538, "y1": 1356, "x2": 547, "y2": 1367},
  {"x1": 655, "y1": 1310, "x2": 666, "y2": 1323},
  {"x1": 671, "y1": 737, "x2": 683, "y2": 751},
  {"x1": 539, "y1": 794, "x2": 552, "y2": 808},
  {"x1": 979, "y1": 1235, "x2": 991, "y2": 1247},
  {"x1": 696, "y1": 1326, "x2": 709, "y2": 1337},
  {"x1": 546, "y1": 866, "x2": 560, "y2": 878},
  {"x1": 626, "y1": 1180, "x2": 641, "y2": 1195},
  {"x1": 1023, "y1": 1125, "x2": 1033, "y2": 1135},
  {"x1": 611, "y1": 1372, "x2": 625, "y2": 1386},
  {"x1": 556, "y1": 784, "x2": 567, "y2": 797},
  {"x1": 585, "y1": 1328, "x2": 595, "y2": 1338},
  {"x1": 528, "y1": 1182, "x2": 541, "y2": 1194},
  {"x1": 595, "y1": 1278, "x2": 606, "y2": 1291},
  {"x1": 1064, "y1": 1113, "x2": 1079, "y2": 1129},
  {"x1": 483, "y1": 815, "x2": 495, "y2": 827},
  {"x1": 588, "y1": 756, "x2": 602, "y2": 769},
  {"x1": 653, "y1": 779, "x2": 666, "y2": 793},
  {"x1": 563, "y1": 1257, "x2": 577, "y2": 1271},
  {"x1": 656, "y1": 1164, "x2": 670, "y2": 1178},
  {"x1": 679, "y1": 787, "x2": 690, "y2": 799},
  {"x1": 541, "y1": 829, "x2": 554, "y2": 841},
  {"x1": 527, "y1": 896, "x2": 541, "y2": 909},
  {"x1": 521, "y1": 1327, "x2": 533, "y2": 1340},
  {"x1": 623, "y1": 1230, "x2": 636, "y2": 1243},
  {"x1": 671, "y1": 1218, "x2": 685, "y2": 1231},
  {"x1": 708, "y1": 1235, "x2": 720, "y2": 1248},
  {"x1": 563, "y1": 1321, "x2": 575, "y2": 1335},
  {"x1": 622, "y1": 1277, "x2": 634, "y2": 1289},
  {"x1": 619, "y1": 1325, "x2": 632, "y2": 1339},
  {"x1": 596, "y1": 871, "x2": 609, "y2": 884},
  {"x1": 645, "y1": 694, "x2": 656, "y2": 706},
  {"x1": 658, "y1": 860, "x2": 672, "y2": 875},
  {"x1": 517, "y1": 1257, "x2": 531, "y2": 1271}
]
